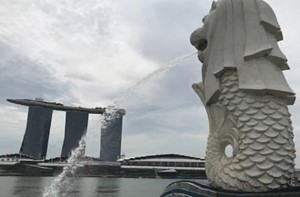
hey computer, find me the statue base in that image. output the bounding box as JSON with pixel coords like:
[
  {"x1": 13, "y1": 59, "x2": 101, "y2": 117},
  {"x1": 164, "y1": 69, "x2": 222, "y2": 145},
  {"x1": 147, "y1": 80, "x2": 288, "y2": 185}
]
[{"x1": 161, "y1": 180, "x2": 300, "y2": 197}]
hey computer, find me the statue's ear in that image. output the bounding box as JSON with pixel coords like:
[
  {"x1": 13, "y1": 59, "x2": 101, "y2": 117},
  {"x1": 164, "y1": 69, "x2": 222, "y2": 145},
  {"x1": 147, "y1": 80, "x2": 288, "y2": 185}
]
[{"x1": 211, "y1": 1, "x2": 217, "y2": 11}]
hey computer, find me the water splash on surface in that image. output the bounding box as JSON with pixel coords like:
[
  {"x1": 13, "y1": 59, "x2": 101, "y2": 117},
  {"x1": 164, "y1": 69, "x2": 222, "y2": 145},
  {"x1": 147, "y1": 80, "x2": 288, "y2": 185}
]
[
  {"x1": 42, "y1": 136, "x2": 86, "y2": 197},
  {"x1": 42, "y1": 108, "x2": 119, "y2": 197}
]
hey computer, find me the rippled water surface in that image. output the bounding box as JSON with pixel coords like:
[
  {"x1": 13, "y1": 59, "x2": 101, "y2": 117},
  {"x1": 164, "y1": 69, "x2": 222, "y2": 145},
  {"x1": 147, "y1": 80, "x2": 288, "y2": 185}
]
[{"x1": 0, "y1": 176, "x2": 177, "y2": 197}]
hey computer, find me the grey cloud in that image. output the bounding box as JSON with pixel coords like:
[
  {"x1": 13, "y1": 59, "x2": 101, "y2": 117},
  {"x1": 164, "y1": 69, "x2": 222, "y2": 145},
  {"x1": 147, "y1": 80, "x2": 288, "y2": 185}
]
[
  {"x1": 120, "y1": 56, "x2": 208, "y2": 155},
  {"x1": 122, "y1": 130, "x2": 207, "y2": 158},
  {"x1": 125, "y1": 108, "x2": 207, "y2": 137},
  {"x1": 35, "y1": 0, "x2": 113, "y2": 39},
  {"x1": 120, "y1": 0, "x2": 211, "y2": 62},
  {"x1": 0, "y1": 108, "x2": 25, "y2": 155},
  {"x1": 0, "y1": 42, "x2": 74, "y2": 105}
]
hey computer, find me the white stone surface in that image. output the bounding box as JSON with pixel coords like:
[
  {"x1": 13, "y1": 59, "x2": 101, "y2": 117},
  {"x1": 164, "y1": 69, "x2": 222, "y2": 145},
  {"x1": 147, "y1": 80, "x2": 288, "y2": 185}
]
[
  {"x1": 190, "y1": 0, "x2": 295, "y2": 106},
  {"x1": 191, "y1": 0, "x2": 296, "y2": 192}
]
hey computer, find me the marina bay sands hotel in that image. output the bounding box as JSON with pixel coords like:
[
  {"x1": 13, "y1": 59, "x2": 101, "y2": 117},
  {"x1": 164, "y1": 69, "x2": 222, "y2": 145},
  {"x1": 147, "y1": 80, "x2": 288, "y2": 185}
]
[{"x1": 7, "y1": 98, "x2": 125, "y2": 162}]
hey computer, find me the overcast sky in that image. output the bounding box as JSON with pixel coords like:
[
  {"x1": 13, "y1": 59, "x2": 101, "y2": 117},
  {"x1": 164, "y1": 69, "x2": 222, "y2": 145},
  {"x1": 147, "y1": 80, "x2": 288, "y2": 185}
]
[{"x1": 0, "y1": 0, "x2": 300, "y2": 166}]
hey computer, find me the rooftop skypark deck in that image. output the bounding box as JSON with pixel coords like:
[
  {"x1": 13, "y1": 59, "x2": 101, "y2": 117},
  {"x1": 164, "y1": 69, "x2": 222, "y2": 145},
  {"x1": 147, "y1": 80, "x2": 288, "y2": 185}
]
[{"x1": 7, "y1": 98, "x2": 106, "y2": 114}]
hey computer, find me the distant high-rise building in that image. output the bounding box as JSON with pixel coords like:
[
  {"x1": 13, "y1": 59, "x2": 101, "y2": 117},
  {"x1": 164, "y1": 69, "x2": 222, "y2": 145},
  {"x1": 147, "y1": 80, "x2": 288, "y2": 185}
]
[
  {"x1": 100, "y1": 110, "x2": 125, "y2": 161},
  {"x1": 61, "y1": 111, "x2": 89, "y2": 157},
  {"x1": 20, "y1": 106, "x2": 53, "y2": 159},
  {"x1": 8, "y1": 98, "x2": 125, "y2": 161}
]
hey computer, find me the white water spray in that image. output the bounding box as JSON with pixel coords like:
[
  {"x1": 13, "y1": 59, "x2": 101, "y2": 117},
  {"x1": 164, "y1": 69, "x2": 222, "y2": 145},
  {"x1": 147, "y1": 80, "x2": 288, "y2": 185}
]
[
  {"x1": 114, "y1": 51, "x2": 198, "y2": 108},
  {"x1": 42, "y1": 136, "x2": 86, "y2": 197}
]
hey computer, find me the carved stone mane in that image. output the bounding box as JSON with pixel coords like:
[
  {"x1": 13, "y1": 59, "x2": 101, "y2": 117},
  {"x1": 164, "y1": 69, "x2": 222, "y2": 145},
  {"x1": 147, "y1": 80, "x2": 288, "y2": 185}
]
[{"x1": 191, "y1": 0, "x2": 295, "y2": 105}]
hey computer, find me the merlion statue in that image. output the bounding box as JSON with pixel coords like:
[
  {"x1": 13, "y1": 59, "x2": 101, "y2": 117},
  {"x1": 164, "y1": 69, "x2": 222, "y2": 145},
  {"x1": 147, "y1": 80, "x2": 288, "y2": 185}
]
[{"x1": 191, "y1": 0, "x2": 296, "y2": 192}]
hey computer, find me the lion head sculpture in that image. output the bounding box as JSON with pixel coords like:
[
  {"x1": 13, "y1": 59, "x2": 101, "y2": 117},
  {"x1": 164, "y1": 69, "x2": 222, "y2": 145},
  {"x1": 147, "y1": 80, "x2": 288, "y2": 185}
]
[{"x1": 190, "y1": 0, "x2": 295, "y2": 106}]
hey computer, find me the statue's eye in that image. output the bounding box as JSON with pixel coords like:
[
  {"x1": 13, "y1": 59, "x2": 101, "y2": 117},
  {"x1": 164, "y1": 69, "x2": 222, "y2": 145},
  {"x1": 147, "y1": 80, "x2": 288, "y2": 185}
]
[
  {"x1": 202, "y1": 15, "x2": 208, "y2": 23},
  {"x1": 197, "y1": 39, "x2": 208, "y2": 51}
]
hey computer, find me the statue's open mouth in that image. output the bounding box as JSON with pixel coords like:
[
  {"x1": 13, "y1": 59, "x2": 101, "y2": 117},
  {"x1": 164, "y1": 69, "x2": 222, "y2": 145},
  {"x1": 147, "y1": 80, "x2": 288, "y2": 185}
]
[
  {"x1": 190, "y1": 27, "x2": 208, "y2": 63},
  {"x1": 195, "y1": 39, "x2": 207, "y2": 51},
  {"x1": 196, "y1": 39, "x2": 207, "y2": 63}
]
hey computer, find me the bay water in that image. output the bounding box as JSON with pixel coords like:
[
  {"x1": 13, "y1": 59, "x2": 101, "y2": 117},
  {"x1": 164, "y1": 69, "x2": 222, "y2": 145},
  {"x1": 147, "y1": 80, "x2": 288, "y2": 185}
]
[{"x1": 0, "y1": 176, "x2": 178, "y2": 197}]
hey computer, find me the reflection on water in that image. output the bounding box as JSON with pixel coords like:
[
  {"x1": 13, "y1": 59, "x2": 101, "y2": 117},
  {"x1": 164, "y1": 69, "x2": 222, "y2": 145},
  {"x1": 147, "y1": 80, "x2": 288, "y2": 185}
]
[
  {"x1": 14, "y1": 177, "x2": 44, "y2": 197},
  {"x1": 0, "y1": 176, "x2": 46, "y2": 197},
  {"x1": 94, "y1": 178, "x2": 120, "y2": 197},
  {"x1": 0, "y1": 176, "x2": 176, "y2": 197}
]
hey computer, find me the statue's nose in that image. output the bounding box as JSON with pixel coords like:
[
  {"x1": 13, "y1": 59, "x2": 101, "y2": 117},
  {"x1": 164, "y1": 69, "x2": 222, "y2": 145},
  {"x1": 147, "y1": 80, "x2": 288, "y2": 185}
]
[{"x1": 190, "y1": 27, "x2": 208, "y2": 51}]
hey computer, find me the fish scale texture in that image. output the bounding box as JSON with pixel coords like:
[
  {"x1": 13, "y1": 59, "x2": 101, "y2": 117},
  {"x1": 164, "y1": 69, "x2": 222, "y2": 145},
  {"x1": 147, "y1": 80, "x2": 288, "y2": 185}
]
[{"x1": 208, "y1": 71, "x2": 296, "y2": 192}]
